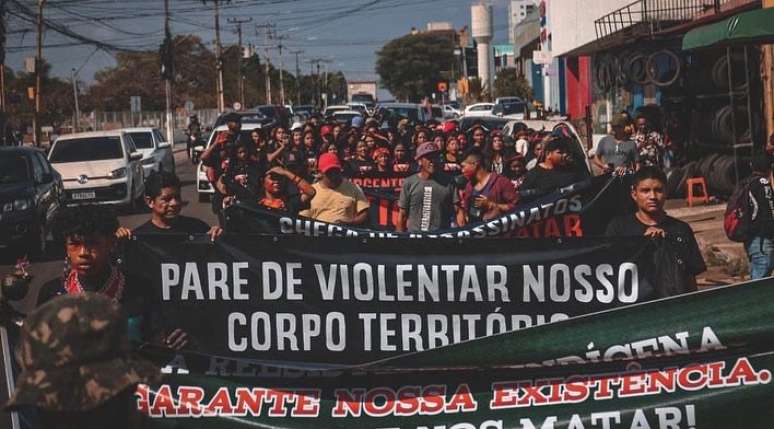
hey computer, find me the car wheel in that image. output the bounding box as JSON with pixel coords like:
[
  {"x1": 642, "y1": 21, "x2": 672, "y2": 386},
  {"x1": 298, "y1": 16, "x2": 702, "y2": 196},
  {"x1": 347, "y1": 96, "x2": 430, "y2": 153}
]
[{"x1": 198, "y1": 193, "x2": 210, "y2": 203}]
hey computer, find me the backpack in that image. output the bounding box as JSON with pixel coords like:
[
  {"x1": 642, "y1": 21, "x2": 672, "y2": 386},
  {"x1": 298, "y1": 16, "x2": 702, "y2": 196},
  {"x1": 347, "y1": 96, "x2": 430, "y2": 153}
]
[{"x1": 724, "y1": 178, "x2": 754, "y2": 242}]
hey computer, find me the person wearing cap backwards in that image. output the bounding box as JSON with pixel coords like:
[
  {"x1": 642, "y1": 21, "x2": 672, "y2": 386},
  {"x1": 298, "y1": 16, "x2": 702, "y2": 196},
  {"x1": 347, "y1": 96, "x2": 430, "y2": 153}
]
[
  {"x1": 593, "y1": 114, "x2": 639, "y2": 174},
  {"x1": 5, "y1": 293, "x2": 161, "y2": 428},
  {"x1": 396, "y1": 142, "x2": 460, "y2": 232},
  {"x1": 299, "y1": 153, "x2": 370, "y2": 225}
]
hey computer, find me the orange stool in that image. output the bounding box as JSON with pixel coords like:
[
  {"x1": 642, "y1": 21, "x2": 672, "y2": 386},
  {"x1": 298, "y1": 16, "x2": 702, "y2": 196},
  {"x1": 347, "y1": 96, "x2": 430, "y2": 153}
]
[{"x1": 686, "y1": 177, "x2": 709, "y2": 207}]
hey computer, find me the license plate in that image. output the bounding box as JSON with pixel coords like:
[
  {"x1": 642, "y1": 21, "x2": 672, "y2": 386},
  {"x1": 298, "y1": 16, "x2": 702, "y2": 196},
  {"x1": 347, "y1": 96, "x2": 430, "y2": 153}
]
[{"x1": 71, "y1": 191, "x2": 96, "y2": 200}]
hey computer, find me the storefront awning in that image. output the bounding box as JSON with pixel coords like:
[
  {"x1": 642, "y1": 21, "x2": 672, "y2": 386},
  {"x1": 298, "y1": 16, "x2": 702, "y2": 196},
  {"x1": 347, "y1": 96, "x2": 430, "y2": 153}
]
[{"x1": 682, "y1": 7, "x2": 774, "y2": 50}]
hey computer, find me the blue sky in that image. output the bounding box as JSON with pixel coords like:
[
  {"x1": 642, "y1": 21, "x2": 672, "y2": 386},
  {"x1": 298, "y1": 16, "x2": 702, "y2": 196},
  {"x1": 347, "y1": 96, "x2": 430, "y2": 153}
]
[{"x1": 6, "y1": 0, "x2": 510, "y2": 88}]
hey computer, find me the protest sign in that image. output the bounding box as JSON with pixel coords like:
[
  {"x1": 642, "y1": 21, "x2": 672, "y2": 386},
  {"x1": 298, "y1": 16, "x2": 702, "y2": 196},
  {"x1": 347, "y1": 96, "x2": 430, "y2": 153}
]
[
  {"x1": 126, "y1": 233, "x2": 657, "y2": 367},
  {"x1": 138, "y1": 279, "x2": 774, "y2": 428},
  {"x1": 224, "y1": 175, "x2": 627, "y2": 238}
]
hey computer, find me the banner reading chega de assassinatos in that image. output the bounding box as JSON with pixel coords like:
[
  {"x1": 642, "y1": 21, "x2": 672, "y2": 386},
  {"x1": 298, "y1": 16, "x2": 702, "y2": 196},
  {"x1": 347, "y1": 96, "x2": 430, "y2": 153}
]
[
  {"x1": 138, "y1": 278, "x2": 774, "y2": 428},
  {"x1": 224, "y1": 174, "x2": 628, "y2": 239}
]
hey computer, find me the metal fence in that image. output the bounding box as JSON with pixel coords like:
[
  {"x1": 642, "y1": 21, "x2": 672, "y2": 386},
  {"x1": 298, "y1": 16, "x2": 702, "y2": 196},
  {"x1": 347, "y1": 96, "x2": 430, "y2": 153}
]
[
  {"x1": 81, "y1": 108, "x2": 221, "y2": 134},
  {"x1": 594, "y1": 0, "x2": 730, "y2": 39}
]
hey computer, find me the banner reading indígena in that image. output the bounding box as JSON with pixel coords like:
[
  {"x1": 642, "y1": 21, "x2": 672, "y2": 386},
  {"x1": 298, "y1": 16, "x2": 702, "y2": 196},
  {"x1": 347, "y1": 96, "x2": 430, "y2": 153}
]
[{"x1": 137, "y1": 279, "x2": 774, "y2": 428}]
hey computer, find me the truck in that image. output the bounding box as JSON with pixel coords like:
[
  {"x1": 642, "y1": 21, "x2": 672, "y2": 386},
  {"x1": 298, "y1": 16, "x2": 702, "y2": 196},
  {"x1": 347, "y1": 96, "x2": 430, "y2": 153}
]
[{"x1": 347, "y1": 81, "x2": 378, "y2": 110}]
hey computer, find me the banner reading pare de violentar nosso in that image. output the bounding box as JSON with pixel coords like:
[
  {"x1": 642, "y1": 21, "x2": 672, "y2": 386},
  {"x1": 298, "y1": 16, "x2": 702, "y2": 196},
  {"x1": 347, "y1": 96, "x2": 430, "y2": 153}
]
[{"x1": 126, "y1": 234, "x2": 660, "y2": 367}]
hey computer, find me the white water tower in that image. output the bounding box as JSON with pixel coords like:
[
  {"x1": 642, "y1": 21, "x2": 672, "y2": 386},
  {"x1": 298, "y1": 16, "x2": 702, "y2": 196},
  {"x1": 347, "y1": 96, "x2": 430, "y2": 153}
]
[{"x1": 471, "y1": 3, "x2": 494, "y2": 94}]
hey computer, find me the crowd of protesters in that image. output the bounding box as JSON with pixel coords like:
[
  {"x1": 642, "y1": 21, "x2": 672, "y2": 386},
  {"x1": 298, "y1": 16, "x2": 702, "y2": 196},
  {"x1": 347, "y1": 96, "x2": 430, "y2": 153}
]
[
  {"x1": 10, "y1": 106, "x2": 774, "y2": 427},
  {"x1": 196, "y1": 110, "x2": 598, "y2": 231}
]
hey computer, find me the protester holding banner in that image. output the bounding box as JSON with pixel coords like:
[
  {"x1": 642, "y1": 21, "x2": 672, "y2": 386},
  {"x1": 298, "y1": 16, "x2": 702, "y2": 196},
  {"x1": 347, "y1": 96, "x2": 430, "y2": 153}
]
[
  {"x1": 299, "y1": 153, "x2": 370, "y2": 225},
  {"x1": 521, "y1": 136, "x2": 586, "y2": 195},
  {"x1": 396, "y1": 142, "x2": 460, "y2": 232},
  {"x1": 606, "y1": 167, "x2": 705, "y2": 290},
  {"x1": 4, "y1": 293, "x2": 160, "y2": 429},
  {"x1": 132, "y1": 171, "x2": 223, "y2": 239}
]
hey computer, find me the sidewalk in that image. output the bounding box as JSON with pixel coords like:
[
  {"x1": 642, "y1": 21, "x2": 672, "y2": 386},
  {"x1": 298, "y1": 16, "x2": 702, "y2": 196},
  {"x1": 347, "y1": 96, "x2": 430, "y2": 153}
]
[{"x1": 665, "y1": 200, "x2": 747, "y2": 287}]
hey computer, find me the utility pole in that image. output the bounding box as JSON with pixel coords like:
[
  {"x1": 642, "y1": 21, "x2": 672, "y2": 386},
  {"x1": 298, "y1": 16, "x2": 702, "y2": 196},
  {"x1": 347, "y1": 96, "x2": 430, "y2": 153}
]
[
  {"x1": 272, "y1": 33, "x2": 288, "y2": 107},
  {"x1": 213, "y1": 1, "x2": 224, "y2": 112},
  {"x1": 162, "y1": 0, "x2": 174, "y2": 144},
  {"x1": 70, "y1": 69, "x2": 79, "y2": 131},
  {"x1": 33, "y1": 0, "x2": 45, "y2": 147},
  {"x1": 256, "y1": 23, "x2": 275, "y2": 105},
  {"x1": 0, "y1": 0, "x2": 7, "y2": 145},
  {"x1": 228, "y1": 17, "x2": 251, "y2": 108},
  {"x1": 290, "y1": 49, "x2": 304, "y2": 105}
]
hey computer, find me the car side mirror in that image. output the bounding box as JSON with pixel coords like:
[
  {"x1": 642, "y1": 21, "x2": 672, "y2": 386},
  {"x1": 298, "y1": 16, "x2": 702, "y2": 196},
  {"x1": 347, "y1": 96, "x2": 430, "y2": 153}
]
[
  {"x1": 158, "y1": 142, "x2": 172, "y2": 149},
  {"x1": 129, "y1": 152, "x2": 143, "y2": 161}
]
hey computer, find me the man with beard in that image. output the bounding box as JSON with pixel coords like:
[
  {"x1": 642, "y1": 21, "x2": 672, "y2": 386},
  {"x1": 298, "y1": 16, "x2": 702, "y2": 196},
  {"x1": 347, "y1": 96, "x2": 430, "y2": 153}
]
[{"x1": 396, "y1": 142, "x2": 460, "y2": 232}]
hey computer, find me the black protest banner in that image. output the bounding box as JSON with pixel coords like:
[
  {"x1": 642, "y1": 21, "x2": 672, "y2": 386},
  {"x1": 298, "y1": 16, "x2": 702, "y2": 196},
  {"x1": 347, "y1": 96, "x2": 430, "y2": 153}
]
[
  {"x1": 225, "y1": 174, "x2": 627, "y2": 239},
  {"x1": 139, "y1": 279, "x2": 774, "y2": 428},
  {"x1": 350, "y1": 172, "x2": 409, "y2": 230},
  {"x1": 126, "y1": 234, "x2": 657, "y2": 367}
]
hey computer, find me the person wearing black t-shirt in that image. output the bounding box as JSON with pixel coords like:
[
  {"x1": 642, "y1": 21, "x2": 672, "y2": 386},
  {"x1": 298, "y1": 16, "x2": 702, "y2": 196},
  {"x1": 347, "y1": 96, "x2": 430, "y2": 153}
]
[
  {"x1": 125, "y1": 171, "x2": 223, "y2": 240},
  {"x1": 606, "y1": 167, "x2": 706, "y2": 290},
  {"x1": 520, "y1": 137, "x2": 586, "y2": 196}
]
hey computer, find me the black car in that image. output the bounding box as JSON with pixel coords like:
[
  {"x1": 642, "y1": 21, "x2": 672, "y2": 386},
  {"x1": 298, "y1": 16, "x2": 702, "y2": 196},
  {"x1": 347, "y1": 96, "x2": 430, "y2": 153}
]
[{"x1": 0, "y1": 147, "x2": 63, "y2": 256}]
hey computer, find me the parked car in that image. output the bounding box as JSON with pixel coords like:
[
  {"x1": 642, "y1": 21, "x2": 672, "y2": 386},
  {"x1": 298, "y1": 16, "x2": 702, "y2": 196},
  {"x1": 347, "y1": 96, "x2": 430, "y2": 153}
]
[
  {"x1": 442, "y1": 104, "x2": 462, "y2": 119},
  {"x1": 0, "y1": 147, "x2": 63, "y2": 256},
  {"x1": 492, "y1": 99, "x2": 528, "y2": 119},
  {"x1": 377, "y1": 103, "x2": 423, "y2": 125},
  {"x1": 331, "y1": 110, "x2": 364, "y2": 126},
  {"x1": 464, "y1": 103, "x2": 495, "y2": 117},
  {"x1": 346, "y1": 102, "x2": 371, "y2": 117},
  {"x1": 323, "y1": 105, "x2": 351, "y2": 118},
  {"x1": 122, "y1": 127, "x2": 175, "y2": 178},
  {"x1": 48, "y1": 130, "x2": 145, "y2": 209},
  {"x1": 502, "y1": 119, "x2": 591, "y2": 174},
  {"x1": 196, "y1": 123, "x2": 263, "y2": 203}
]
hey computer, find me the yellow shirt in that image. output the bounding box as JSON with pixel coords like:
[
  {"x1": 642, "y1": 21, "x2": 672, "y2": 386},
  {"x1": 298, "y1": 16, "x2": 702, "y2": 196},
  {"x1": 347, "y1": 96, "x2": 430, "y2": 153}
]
[{"x1": 299, "y1": 181, "x2": 370, "y2": 224}]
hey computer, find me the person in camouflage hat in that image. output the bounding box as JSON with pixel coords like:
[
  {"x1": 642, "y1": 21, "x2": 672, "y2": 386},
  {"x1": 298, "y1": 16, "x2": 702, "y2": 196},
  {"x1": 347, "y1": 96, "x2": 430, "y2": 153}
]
[{"x1": 5, "y1": 293, "x2": 160, "y2": 427}]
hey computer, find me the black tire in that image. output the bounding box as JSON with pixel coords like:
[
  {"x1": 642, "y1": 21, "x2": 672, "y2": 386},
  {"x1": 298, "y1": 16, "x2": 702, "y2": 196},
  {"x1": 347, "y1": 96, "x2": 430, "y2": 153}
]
[
  {"x1": 666, "y1": 166, "x2": 684, "y2": 197},
  {"x1": 646, "y1": 50, "x2": 681, "y2": 87},
  {"x1": 198, "y1": 193, "x2": 211, "y2": 203},
  {"x1": 625, "y1": 53, "x2": 649, "y2": 85},
  {"x1": 711, "y1": 53, "x2": 748, "y2": 91}
]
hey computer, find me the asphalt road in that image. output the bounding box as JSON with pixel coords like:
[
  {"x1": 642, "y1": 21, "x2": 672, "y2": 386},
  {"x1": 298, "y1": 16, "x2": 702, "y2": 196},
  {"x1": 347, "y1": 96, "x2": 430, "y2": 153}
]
[{"x1": 0, "y1": 143, "x2": 217, "y2": 428}]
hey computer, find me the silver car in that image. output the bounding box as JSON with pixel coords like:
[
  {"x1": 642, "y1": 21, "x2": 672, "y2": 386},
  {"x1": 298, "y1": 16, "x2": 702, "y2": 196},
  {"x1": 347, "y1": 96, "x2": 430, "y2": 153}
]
[{"x1": 122, "y1": 127, "x2": 175, "y2": 177}]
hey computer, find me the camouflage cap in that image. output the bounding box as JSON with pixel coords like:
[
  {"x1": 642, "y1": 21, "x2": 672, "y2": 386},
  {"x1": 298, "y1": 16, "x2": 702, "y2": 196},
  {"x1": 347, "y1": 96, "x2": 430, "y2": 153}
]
[{"x1": 5, "y1": 293, "x2": 161, "y2": 412}]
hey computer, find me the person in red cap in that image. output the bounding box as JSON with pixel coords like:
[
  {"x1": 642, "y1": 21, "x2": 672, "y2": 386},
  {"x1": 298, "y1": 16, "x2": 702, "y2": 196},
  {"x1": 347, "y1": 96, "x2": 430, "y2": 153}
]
[
  {"x1": 396, "y1": 142, "x2": 460, "y2": 232},
  {"x1": 299, "y1": 153, "x2": 370, "y2": 225}
]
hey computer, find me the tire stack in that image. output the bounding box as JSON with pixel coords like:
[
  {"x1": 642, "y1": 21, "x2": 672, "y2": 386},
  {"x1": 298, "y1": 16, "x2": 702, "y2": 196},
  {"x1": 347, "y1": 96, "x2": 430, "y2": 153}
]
[{"x1": 666, "y1": 154, "x2": 748, "y2": 199}]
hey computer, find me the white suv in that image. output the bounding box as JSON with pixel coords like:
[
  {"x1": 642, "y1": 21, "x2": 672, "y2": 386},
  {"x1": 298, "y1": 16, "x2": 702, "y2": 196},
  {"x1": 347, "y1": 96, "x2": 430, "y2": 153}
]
[
  {"x1": 48, "y1": 130, "x2": 145, "y2": 209},
  {"x1": 122, "y1": 127, "x2": 175, "y2": 177}
]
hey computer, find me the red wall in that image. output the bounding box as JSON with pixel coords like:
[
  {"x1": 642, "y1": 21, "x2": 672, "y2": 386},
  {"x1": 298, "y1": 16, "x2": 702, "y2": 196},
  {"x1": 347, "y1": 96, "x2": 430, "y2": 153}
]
[{"x1": 564, "y1": 56, "x2": 591, "y2": 120}]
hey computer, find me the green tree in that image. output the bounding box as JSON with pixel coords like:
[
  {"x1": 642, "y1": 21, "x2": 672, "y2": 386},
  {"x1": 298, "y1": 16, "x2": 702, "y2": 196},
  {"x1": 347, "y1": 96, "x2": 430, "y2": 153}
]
[
  {"x1": 493, "y1": 68, "x2": 532, "y2": 100},
  {"x1": 376, "y1": 32, "x2": 454, "y2": 102},
  {"x1": 5, "y1": 60, "x2": 74, "y2": 130}
]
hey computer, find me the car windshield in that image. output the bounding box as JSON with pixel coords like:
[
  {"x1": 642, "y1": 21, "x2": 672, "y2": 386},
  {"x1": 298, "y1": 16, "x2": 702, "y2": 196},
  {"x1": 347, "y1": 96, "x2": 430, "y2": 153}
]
[
  {"x1": 352, "y1": 94, "x2": 374, "y2": 103},
  {"x1": 0, "y1": 155, "x2": 30, "y2": 184},
  {"x1": 128, "y1": 132, "x2": 154, "y2": 149},
  {"x1": 382, "y1": 106, "x2": 419, "y2": 122},
  {"x1": 500, "y1": 102, "x2": 527, "y2": 115},
  {"x1": 49, "y1": 137, "x2": 124, "y2": 163},
  {"x1": 334, "y1": 114, "x2": 361, "y2": 124}
]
